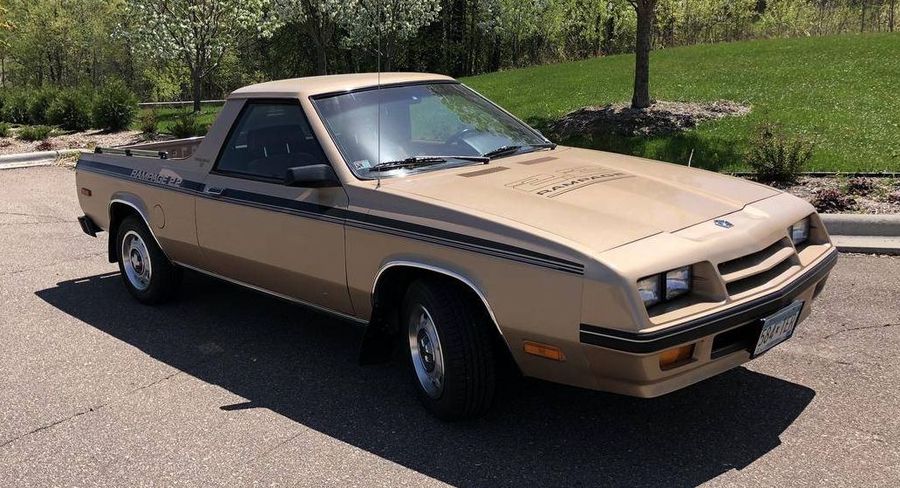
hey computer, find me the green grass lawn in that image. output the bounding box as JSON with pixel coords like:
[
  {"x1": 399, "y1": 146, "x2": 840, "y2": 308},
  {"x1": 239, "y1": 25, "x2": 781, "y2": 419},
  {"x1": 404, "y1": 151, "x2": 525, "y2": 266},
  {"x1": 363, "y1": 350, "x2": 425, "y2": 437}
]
[
  {"x1": 463, "y1": 33, "x2": 900, "y2": 173},
  {"x1": 135, "y1": 105, "x2": 221, "y2": 135}
]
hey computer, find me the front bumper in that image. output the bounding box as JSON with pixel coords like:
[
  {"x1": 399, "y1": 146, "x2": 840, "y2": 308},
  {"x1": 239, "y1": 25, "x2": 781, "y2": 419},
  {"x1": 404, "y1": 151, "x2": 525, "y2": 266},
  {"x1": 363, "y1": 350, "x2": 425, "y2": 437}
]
[{"x1": 578, "y1": 248, "x2": 837, "y2": 397}]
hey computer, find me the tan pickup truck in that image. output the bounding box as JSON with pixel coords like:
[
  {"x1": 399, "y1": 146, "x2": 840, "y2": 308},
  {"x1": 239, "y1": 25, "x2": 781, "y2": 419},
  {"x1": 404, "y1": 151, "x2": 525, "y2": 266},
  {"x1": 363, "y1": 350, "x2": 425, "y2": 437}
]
[{"x1": 75, "y1": 73, "x2": 837, "y2": 419}]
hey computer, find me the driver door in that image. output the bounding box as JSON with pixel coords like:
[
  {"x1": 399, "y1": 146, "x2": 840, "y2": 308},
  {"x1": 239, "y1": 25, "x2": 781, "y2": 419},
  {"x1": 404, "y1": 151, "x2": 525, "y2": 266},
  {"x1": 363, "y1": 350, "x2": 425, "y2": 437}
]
[{"x1": 195, "y1": 100, "x2": 354, "y2": 315}]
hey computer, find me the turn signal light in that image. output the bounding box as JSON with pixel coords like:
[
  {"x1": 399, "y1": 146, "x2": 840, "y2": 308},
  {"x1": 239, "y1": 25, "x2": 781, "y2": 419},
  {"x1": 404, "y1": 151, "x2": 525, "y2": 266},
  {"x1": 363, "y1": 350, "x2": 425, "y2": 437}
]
[
  {"x1": 523, "y1": 341, "x2": 566, "y2": 361},
  {"x1": 659, "y1": 344, "x2": 694, "y2": 370}
]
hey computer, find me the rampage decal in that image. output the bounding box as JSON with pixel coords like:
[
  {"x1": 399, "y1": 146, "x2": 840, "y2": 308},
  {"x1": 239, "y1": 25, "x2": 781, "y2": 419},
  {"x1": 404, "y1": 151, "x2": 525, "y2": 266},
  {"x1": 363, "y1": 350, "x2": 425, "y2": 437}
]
[
  {"x1": 130, "y1": 168, "x2": 184, "y2": 187},
  {"x1": 506, "y1": 166, "x2": 631, "y2": 198}
]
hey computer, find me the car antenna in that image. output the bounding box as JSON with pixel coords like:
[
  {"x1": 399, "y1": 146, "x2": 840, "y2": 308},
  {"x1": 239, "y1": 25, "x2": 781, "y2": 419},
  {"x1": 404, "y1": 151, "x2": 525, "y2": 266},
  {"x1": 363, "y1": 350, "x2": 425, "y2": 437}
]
[{"x1": 375, "y1": 4, "x2": 382, "y2": 190}]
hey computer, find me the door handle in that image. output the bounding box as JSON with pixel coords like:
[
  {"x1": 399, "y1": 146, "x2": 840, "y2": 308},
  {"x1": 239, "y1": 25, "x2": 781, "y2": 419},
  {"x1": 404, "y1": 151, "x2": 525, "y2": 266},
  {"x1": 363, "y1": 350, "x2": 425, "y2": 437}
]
[{"x1": 204, "y1": 186, "x2": 224, "y2": 196}]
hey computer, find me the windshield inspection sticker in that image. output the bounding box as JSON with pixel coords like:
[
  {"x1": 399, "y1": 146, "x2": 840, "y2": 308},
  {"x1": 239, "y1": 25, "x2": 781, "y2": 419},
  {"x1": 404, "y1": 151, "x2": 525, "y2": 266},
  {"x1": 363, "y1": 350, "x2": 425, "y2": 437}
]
[{"x1": 506, "y1": 166, "x2": 631, "y2": 198}]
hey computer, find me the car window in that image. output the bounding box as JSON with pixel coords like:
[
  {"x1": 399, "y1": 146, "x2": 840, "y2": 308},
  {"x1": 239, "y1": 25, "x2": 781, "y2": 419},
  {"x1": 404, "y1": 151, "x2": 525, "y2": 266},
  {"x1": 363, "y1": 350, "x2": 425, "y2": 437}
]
[
  {"x1": 216, "y1": 102, "x2": 328, "y2": 181},
  {"x1": 313, "y1": 83, "x2": 547, "y2": 179},
  {"x1": 408, "y1": 95, "x2": 463, "y2": 142}
]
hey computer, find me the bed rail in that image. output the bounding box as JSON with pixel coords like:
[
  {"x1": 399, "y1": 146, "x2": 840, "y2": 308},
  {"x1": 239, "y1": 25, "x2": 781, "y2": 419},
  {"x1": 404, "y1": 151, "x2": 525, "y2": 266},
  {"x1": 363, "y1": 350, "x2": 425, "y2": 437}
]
[{"x1": 93, "y1": 147, "x2": 169, "y2": 160}]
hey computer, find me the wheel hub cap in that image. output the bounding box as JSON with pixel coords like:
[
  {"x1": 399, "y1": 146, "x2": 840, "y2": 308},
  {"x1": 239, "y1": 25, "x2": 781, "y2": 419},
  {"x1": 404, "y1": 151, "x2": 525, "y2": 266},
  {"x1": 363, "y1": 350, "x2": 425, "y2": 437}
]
[
  {"x1": 408, "y1": 305, "x2": 444, "y2": 398},
  {"x1": 122, "y1": 231, "x2": 152, "y2": 291},
  {"x1": 417, "y1": 330, "x2": 435, "y2": 372},
  {"x1": 130, "y1": 250, "x2": 144, "y2": 273}
]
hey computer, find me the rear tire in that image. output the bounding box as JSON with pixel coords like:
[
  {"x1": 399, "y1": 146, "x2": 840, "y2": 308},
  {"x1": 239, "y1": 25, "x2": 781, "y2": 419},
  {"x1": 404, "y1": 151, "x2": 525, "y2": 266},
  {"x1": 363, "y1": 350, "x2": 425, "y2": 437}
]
[
  {"x1": 402, "y1": 278, "x2": 497, "y2": 420},
  {"x1": 116, "y1": 215, "x2": 181, "y2": 305}
]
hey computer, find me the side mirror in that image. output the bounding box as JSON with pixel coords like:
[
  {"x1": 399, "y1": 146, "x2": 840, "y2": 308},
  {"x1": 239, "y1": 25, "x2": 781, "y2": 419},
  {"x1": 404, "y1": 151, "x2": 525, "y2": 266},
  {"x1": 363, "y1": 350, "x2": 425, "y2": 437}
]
[{"x1": 284, "y1": 164, "x2": 341, "y2": 188}]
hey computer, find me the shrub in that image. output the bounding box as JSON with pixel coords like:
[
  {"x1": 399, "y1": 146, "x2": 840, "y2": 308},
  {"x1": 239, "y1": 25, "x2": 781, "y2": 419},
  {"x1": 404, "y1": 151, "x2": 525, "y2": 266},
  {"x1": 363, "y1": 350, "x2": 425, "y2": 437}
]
[
  {"x1": 92, "y1": 80, "x2": 138, "y2": 131},
  {"x1": 811, "y1": 188, "x2": 856, "y2": 213},
  {"x1": 746, "y1": 123, "x2": 814, "y2": 183},
  {"x1": 27, "y1": 88, "x2": 58, "y2": 125},
  {"x1": 1, "y1": 91, "x2": 31, "y2": 124},
  {"x1": 138, "y1": 110, "x2": 159, "y2": 136},
  {"x1": 843, "y1": 177, "x2": 875, "y2": 196},
  {"x1": 47, "y1": 89, "x2": 93, "y2": 131},
  {"x1": 0, "y1": 122, "x2": 9, "y2": 138},
  {"x1": 169, "y1": 112, "x2": 207, "y2": 138},
  {"x1": 17, "y1": 125, "x2": 54, "y2": 141}
]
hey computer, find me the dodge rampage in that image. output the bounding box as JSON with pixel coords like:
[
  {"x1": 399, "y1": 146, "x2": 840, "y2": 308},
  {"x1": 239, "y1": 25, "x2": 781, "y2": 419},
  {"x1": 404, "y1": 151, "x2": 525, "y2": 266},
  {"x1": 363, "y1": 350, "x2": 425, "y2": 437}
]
[{"x1": 75, "y1": 73, "x2": 837, "y2": 419}]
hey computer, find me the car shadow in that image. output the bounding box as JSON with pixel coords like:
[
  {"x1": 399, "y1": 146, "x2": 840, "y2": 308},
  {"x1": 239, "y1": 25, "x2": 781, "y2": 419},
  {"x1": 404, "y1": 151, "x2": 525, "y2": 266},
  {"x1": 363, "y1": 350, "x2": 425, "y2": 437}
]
[{"x1": 36, "y1": 271, "x2": 815, "y2": 487}]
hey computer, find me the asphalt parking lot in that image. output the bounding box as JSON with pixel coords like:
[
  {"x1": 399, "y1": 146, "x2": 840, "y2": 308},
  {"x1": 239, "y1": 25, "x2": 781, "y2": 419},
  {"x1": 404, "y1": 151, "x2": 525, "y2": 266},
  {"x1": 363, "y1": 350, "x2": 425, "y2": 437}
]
[{"x1": 1, "y1": 165, "x2": 899, "y2": 487}]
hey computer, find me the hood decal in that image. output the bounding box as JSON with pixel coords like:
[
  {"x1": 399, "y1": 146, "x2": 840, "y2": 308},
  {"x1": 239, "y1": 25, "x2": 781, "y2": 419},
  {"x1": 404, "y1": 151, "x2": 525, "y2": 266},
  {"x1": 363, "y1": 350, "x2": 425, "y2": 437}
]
[
  {"x1": 517, "y1": 156, "x2": 558, "y2": 165},
  {"x1": 459, "y1": 166, "x2": 509, "y2": 178},
  {"x1": 506, "y1": 165, "x2": 632, "y2": 198}
]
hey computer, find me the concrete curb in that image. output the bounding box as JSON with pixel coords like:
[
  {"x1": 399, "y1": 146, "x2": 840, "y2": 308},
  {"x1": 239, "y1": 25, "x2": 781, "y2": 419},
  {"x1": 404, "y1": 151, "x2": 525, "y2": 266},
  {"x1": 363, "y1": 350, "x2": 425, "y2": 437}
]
[
  {"x1": 820, "y1": 214, "x2": 900, "y2": 237},
  {"x1": 0, "y1": 149, "x2": 83, "y2": 169},
  {"x1": 821, "y1": 214, "x2": 900, "y2": 255}
]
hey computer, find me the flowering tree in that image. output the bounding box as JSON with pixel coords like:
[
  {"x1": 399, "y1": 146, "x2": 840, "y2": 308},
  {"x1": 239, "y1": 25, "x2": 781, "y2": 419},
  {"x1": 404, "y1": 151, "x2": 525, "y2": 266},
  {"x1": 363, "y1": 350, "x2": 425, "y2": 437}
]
[
  {"x1": 124, "y1": 0, "x2": 273, "y2": 111},
  {"x1": 271, "y1": 0, "x2": 359, "y2": 75},
  {"x1": 345, "y1": 0, "x2": 442, "y2": 71}
]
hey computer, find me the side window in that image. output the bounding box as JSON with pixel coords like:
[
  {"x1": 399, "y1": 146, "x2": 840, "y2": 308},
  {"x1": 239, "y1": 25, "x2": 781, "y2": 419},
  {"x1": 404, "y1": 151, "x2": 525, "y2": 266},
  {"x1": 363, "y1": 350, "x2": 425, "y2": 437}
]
[{"x1": 216, "y1": 102, "x2": 328, "y2": 181}]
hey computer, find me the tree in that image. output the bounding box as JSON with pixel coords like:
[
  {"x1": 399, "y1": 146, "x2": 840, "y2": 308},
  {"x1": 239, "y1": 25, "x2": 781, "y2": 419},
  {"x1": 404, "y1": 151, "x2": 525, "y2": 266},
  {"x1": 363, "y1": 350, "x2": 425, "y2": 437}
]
[
  {"x1": 2, "y1": 0, "x2": 128, "y2": 89},
  {"x1": 271, "y1": 0, "x2": 358, "y2": 75},
  {"x1": 123, "y1": 0, "x2": 272, "y2": 111},
  {"x1": 0, "y1": 4, "x2": 12, "y2": 87},
  {"x1": 494, "y1": 0, "x2": 552, "y2": 67},
  {"x1": 345, "y1": 0, "x2": 442, "y2": 71},
  {"x1": 890, "y1": 0, "x2": 896, "y2": 32},
  {"x1": 628, "y1": 0, "x2": 656, "y2": 109}
]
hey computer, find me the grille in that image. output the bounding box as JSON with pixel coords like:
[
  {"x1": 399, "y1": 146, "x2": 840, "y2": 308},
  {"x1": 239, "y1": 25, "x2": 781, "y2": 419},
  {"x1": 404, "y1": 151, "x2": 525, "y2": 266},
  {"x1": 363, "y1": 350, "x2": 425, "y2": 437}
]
[{"x1": 718, "y1": 238, "x2": 799, "y2": 297}]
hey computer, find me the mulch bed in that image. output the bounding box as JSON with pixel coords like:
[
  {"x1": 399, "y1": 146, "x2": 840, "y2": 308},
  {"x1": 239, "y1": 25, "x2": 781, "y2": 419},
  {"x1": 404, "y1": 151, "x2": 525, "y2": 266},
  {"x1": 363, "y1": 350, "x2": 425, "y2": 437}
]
[
  {"x1": 551, "y1": 100, "x2": 751, "y2": 138},
  {"x1": 0, "y1": 128, "x2": 144, "y2": 155},
  {"x1": 769, "y1": 176, "x2": 900, "y2": 214}
]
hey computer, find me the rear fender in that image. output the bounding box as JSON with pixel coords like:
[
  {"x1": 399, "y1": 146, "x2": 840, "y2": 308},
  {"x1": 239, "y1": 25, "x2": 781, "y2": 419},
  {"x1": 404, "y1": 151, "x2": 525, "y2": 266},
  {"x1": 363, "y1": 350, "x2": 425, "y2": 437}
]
[{"x1": 107, "y1": 194, "x2": 165, "y2": 263}]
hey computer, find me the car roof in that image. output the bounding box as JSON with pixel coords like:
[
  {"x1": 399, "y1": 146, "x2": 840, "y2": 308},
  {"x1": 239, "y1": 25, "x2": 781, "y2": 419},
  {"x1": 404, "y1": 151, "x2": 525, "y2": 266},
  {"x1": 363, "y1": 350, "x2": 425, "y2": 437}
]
[{"x1": 229, "y1": 73, "x2": 456, "y2": 100}]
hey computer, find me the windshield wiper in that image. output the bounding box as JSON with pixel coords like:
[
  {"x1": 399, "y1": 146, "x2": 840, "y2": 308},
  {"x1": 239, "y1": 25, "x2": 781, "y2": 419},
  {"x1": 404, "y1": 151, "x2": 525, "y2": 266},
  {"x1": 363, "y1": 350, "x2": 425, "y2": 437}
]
[
  {"x1": 369, "y1": 155, "x2": 489, "y2": 172},
  {"x1": 483, "y1": 142, "x2": 557, "y2": 160}
]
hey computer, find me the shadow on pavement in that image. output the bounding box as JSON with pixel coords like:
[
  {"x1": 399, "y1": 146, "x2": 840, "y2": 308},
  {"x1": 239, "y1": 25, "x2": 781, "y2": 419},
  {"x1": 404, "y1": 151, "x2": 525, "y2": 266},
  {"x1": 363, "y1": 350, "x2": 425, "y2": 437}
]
[{"x1": 37, "y1": 271, "x2": 815, "y2": 487}]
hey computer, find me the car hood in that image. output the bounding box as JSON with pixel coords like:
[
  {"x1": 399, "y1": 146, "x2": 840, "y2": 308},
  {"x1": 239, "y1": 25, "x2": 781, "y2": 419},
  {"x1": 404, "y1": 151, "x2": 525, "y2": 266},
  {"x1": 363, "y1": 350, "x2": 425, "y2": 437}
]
[{"x1": 382, "y1": 147, "x2": 781, "y2": 253}]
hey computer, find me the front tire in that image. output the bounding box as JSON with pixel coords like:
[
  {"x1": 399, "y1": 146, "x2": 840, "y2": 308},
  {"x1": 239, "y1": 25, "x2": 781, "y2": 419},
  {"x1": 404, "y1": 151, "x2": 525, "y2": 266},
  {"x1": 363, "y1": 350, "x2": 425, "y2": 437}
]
[
  {"x1": 116, "y1": 215, "x2": 181, "y2": 304},
  {"x1": 402, "y1": 278, "x2": 497, "y2": 420}
]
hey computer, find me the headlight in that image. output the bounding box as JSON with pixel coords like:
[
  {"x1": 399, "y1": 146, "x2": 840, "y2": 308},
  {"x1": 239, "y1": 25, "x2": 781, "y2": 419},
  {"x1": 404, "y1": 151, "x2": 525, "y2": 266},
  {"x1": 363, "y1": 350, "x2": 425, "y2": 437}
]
[
  {"x1": 790, "y1": 218, "x2": 810, "y2": 246},
  {"x1": 665, "y1": 267, "x2": 692, "y2": 300},
  {"x1": 637, "y1": 266, "x2": 693, "y2": 308},
  {"x1": 637, "y1": 275, "x2": 661, "y2": 307}
]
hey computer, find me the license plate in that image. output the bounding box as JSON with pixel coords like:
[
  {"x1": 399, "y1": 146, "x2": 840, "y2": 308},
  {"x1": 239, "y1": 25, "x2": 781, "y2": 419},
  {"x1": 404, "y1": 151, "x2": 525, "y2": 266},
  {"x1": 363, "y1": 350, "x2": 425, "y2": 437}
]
[{"x1": 753, "y1": 301, "x2": 803, "y2": 357}]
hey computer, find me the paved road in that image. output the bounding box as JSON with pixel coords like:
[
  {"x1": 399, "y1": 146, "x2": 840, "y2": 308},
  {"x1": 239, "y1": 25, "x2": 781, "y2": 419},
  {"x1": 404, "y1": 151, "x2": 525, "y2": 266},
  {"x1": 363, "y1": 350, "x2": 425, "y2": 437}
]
[{"x1": 1, "y1": 166, "x2": 898, "y2": 487}]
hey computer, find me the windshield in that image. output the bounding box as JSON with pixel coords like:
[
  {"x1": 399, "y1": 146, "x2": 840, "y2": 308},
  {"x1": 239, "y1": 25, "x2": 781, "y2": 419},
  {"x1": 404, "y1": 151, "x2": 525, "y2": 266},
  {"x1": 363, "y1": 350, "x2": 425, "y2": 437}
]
[{"x1": 312, "y1": 82, "x2": 550, "y2": 179}]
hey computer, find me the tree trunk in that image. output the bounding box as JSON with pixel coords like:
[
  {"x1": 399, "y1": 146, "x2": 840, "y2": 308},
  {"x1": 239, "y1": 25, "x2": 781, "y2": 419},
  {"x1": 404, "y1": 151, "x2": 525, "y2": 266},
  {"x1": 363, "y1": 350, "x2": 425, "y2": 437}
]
[
  {"x1": 192, "y1": 69, "x2": 202, "y2": 113},
  {"x1": 860, "y1": 0, "x2": 867, "y2": 33},
  {"x1": 603, "y1": 6, "x2": 616, "y2": 55},
  {"x1": 891, "y1": 0, "x2": 896, "y2": 32},
  {"x1": 314, "y1": 43, "x2": 328, "y2": 75},
  {"x1": 631, "y1": 1, "x2": 655, "y2": 109},
  {"x1": 382, "y1": 37, "x2": 395, "y2": 72},
  {"x1": 302, "y1": 19, "x2": 329, "y2": 76}
]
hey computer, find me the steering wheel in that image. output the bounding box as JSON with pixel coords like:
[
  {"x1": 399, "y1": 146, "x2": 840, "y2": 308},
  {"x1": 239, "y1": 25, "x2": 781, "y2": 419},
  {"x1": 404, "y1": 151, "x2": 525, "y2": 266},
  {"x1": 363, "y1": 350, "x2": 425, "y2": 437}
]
[{"x1": 445, "y1": 127, "x2": 477, "y2": 146}]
